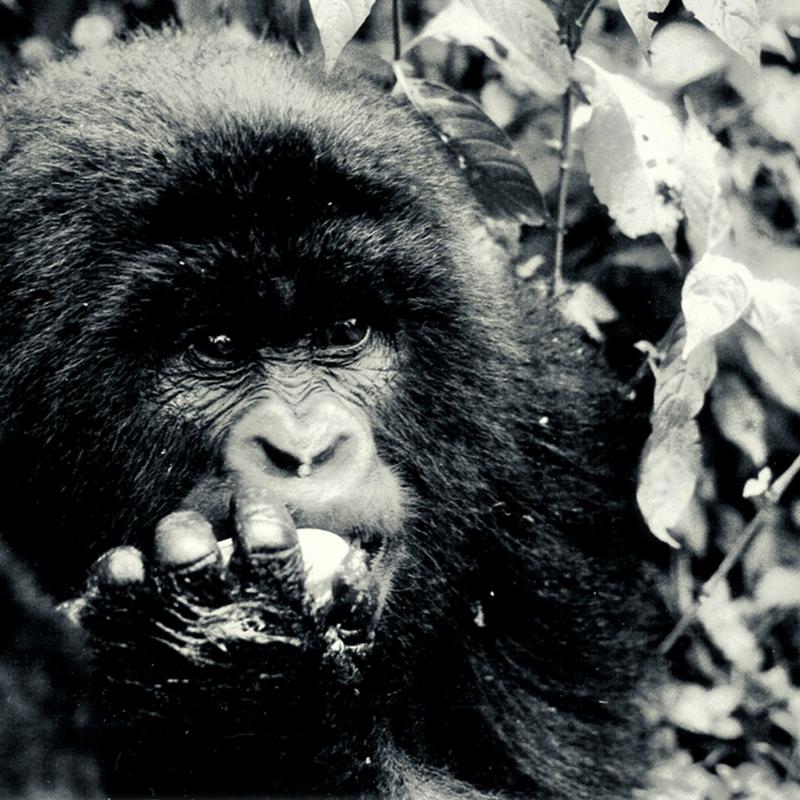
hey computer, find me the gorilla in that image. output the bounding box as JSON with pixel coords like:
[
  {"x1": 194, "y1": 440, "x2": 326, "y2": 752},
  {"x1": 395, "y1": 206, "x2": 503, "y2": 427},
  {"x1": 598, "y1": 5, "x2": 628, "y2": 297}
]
[{"x1": 0, "y1": 29, "x2": 656, "y2": 800}]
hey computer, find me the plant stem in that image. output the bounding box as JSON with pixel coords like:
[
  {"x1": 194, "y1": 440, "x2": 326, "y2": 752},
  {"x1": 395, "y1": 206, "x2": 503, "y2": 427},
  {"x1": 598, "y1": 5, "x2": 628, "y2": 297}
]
[
  {"x1": 576, "y1": 0, "x2": 602, "y2": 36},
  {"x1": 659, "y1": 452, "x2": 800, "y2": 655},
  {"x1": 392, "y1": 0, "x2": 402, "y2": 61},
  {"x1": 552, "y1": 86, "x2": 573, "y2": 298}
]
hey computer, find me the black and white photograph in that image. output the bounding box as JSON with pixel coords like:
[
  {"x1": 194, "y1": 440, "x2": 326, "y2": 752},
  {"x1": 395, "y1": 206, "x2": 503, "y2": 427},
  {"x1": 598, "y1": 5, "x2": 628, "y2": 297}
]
[{"x1": 1, "y1": 0, "x2": 800, "y2": 798}]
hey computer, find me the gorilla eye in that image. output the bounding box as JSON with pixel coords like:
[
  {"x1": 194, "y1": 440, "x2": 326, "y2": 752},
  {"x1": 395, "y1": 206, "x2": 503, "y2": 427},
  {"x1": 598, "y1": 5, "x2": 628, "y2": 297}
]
[
  {"x1": 317, "y1": 318, "x2": 370, "y2": 349},
  {"x1": 191, "y1": 333, "x2": 242, "y2": 362}
]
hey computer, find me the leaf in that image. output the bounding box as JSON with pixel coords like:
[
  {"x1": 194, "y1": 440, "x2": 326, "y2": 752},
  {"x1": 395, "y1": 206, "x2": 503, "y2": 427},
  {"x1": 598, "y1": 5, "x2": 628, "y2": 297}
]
[
  {"x1": 649, "y1": 22, "x2": 729, "y2": 89},
  {"x1": 682, "y1": 101, "x2": 731, "y2": 257},
  {"x1": 661, "y1": 681, "x2": 744, "y2": 738},
  {"x1": 709, "y1": 373, "x2": 767, "y2": 466},
  {"x1": 752, "y1": 67, "x2": 800, "y2": 154},
  {"x1": 558, "y1": 283, "x2": 618, "y2": 342},
  {"x1": 756, "y1": 566, "x2": 800, "y2": 610},
  {"x1": 617, "y1": 0, "x2": 670, "y2": 60},
  {"x1": 739, "y1": 326, "x2": 800, "y2": 415},
  {"x1": 405, "y1": 0, "x2": 571, "y2": 99},
  {"x1": 394, "y1": 70, "x2": 549, "y2": 226},
  {"x1": 637, "y1": 420, "x2": 702, "y2": 548},
  {"x1": 681, "y1": 254, "x2": 752, "y2": 358},
  {"x1": 652, "y1": 318, "x2": 718, "y2": 426},
  {"x1": 745, "y1": 275, "x2": 800, "y2": 379},
  {"x1": 683, "y1": 0, "x2": 761, "y2": 71},
  {"x1": 698, "y1": 582, "x2": 762, "y2": 673},
  {"x1": 309, "y1": 0, "x2": 376, "y2": 72},
  {"x1": 576, "y1": 57, "x2": 684, "y2": 252}
]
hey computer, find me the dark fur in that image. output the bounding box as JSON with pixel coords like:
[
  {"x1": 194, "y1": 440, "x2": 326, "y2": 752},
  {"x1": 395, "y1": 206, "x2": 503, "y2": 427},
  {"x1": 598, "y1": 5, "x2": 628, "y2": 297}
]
[{"x1": 0, "y1": 31, "x2": 656, "y2": 799}]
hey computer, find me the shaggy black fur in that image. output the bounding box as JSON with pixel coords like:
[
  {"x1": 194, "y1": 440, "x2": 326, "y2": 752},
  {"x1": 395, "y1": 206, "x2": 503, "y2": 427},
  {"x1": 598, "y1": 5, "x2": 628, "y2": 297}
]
[{"x1": 0, "y1": 31, "x2": 656, "y2": 799}]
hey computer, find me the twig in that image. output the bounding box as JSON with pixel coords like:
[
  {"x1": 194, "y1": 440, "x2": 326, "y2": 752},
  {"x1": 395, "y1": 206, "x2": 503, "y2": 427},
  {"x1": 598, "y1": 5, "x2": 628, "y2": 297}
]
[
  {"x1": 552, "y1": 86, "x2": 573, "y2": 298},
  {"x1": 659, "y1": 452, "x2": 800, "y2": 656},
  {"x1": 392, "y1": 0, "x2": 402, "y2": 62},
  {"x1": 576, "y1": 0, "x2": 602, "y2": 35},
  {"x1": 552, "y1": 0, "x2": 602, "y2": 296}
]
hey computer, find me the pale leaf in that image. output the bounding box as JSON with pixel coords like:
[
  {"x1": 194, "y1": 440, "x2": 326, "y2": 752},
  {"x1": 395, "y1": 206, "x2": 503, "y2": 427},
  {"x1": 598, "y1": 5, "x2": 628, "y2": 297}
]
[
  {"x1": 753, "y1": 67, "x2": 800, "y2": 154},
  {"x1": 739, "y1": 326, "x2": 800, "y2": 415},
  {"x1": 709, "y1": 373, "x2": 767, "y2": 466},
  {"x1": 682, "y1": 101, "x2": 731, "y2": 257},
  {"x1": 683, "y1": 0, "x2": 760, "y2": 71},
  {"x1": 746, "y1": 275, "x2": 800, "y2": 374},
  {"x1": 558, "y1": 283, "x2": 618, "y2": 342},
  {"x1": 698, "y1": 582, "x2": 762, "y2": 672},
  {"x1": 648, "y1": 22, "x2": 728, "y2": 89},
  {"x1": 756, "y1": 566, "x2": 800, "y2": 610},
  {"x1": 637, "y1": 420, "x2": 702, "y2": 548},
  {"x1": 577, "y1": 56, "x2": 684, "y2": 251},
  {"x1": 681, "y1": 254, "x2": 752, "y2": 358},
  {"x1": 617, "y1": 0, "x2": 670, "y2": 59},
  {"x1": 406, "y1": 0, "x2": 571, "y2": 98},
  {"x1": 309, "y1": 0, "x2": 376, "y2": 72},
  {"x1": 652, "y1": 320, "x2": 717, "y2": 426},
  {"x1": 661, "y1": 682, "x2": 744, "y2": 738}
]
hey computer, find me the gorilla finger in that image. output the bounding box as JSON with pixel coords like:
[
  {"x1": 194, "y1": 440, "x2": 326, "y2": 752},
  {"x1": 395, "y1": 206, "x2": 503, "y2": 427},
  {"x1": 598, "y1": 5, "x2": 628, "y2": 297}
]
[
  {"x1": 230, "y1": 486, "x2": 305, "y2": 607},
  {"x1": 88, "y1": 545, "x2": 146, "y2": 591},
  {"x1": 152, "y1": 510, "x2": 227, "y2": 606}
]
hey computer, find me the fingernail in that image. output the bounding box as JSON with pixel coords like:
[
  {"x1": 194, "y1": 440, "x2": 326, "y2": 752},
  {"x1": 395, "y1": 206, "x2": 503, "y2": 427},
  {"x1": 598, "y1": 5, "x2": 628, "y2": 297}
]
[
  {"x1": 232, "y1": 488, "x2": 297, "y2": 553},
  {"x1": 154, "y1": 510, "x2": 218, "y2": 571}
]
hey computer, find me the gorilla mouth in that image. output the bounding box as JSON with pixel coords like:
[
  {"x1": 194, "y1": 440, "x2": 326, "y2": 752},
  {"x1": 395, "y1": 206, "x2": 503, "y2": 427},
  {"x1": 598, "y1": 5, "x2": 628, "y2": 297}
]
[{"x1": 216, "y1": 525, "x2": 383, "y2": 645}]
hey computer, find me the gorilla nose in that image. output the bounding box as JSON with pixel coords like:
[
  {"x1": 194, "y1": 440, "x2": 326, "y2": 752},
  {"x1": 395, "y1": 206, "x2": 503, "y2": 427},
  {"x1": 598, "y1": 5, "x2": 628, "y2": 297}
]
[
  {"x1": 257, "y1": 433, "x2": 346, "y2": 478},
  {"x1": 222, "y1": 396, "x2": 378, "y2": 510}
]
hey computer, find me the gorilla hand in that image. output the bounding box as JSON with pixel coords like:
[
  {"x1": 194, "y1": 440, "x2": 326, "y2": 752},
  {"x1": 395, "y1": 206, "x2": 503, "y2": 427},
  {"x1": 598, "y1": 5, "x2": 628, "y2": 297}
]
[{"x1": 58, "y1": 485, "x2": 381, "y2": 794}]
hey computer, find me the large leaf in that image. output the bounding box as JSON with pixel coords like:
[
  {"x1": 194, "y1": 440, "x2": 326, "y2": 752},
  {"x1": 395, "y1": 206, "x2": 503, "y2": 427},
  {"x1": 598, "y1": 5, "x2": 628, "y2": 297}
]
[
  {"x1": 577, "y1": 56, "x2": 684, "y2": 251},
  {"x1": 309, "y1": 0, "x2": 376, "y2": 72},
  {"x1": 405, "y1": 0, "x2": 571, "y2": 99},
  {"x1": 395, "y1": 70, "x2": 548, "y2": 226},
  {"x1": 684, "y1": 0, "x2": 761, "y2": 71}
]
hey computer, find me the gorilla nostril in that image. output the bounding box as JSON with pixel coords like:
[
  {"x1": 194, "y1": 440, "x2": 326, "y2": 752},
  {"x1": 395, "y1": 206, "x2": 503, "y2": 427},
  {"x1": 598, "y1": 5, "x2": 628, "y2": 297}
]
[
  {"x1": 311, "y1": 436, "x2": 347, "y2": 467},
  {"x1": 255, "y1": 435, "x2": 348, "y2": 477},
  {"x1": 257, "y1": 437, "x2": 302, "y2": 474}
]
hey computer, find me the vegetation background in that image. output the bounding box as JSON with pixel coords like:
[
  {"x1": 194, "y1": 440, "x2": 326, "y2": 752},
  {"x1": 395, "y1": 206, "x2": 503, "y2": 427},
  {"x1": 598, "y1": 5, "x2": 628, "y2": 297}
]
[{"x1": 2, "y1": 0, "x2": 800, "y2": 797}]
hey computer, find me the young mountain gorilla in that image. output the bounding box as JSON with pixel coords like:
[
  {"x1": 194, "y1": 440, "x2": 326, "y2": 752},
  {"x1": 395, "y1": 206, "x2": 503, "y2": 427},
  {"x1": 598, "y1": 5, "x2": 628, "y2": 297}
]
[{"x1": 0, "y1": 30, "x2": 655, "y2": 800}]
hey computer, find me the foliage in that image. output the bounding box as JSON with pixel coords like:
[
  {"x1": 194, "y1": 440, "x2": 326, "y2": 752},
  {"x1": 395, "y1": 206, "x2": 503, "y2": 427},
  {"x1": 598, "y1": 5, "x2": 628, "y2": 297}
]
[{"x1": 2, "y1": 0, "x2": 800, "y2": 797}]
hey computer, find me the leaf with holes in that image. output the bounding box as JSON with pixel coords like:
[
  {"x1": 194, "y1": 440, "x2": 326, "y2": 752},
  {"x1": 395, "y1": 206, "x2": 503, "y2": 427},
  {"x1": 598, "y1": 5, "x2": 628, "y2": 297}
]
[
  {"x1": 405, "y1": 0, "x2": 570, "y2": 99},
  {"x1": 618, "y1": 0, "x2": 670, "y2": 60},
  {"x1": 310, "y1": 0, "x2": 376, "y2": 72},
  {"x1": 577, "y1": 56, "x2": 684, "y2": 252},
  {"x1": 682, "y1": 254, "x2": 753, "y2": 358},
  {"x1": 394, "y1": 69, "x2": 548, "y2": 226},
  {"x1": 684, "y1": 0, "x2": 760, "y2": 71}
]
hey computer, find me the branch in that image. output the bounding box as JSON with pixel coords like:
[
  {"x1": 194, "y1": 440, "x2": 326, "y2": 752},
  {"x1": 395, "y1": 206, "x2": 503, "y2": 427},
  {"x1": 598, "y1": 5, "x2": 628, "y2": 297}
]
[
  {"x1": 552, "y1": 86, "x2": 573, "y2": 298},
  {"x1": 659, "y1": 452, "x2": 800, "y2": 655},
  {"x1": 392, "y1": 0, "x2": 402, "y2": 62},
  {"x1": 576, "y1": 0, "x2": 602, "y2": 35}
]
